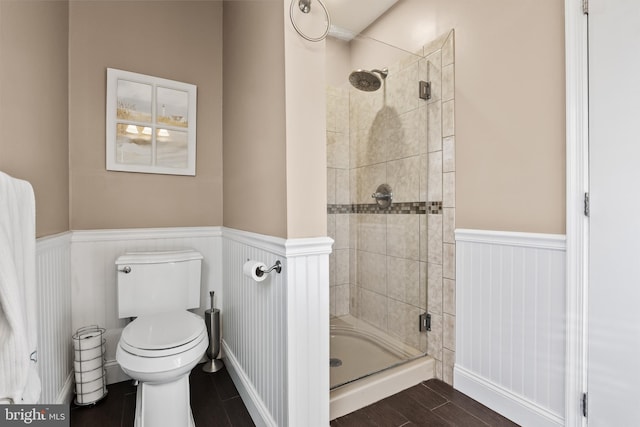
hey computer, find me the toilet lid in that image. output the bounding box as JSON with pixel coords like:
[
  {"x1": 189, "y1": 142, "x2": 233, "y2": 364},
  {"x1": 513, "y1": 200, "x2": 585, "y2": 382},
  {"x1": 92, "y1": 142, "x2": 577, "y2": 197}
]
[{"x1": 121, "y1": 311, "x2": 205, "y2": 350}]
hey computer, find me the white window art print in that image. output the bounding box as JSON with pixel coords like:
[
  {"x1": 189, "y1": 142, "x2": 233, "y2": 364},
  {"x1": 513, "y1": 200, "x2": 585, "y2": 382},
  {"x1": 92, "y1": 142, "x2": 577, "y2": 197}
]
[{"x1": 106, "y1": 68, "x2": 197, "y2": 176}]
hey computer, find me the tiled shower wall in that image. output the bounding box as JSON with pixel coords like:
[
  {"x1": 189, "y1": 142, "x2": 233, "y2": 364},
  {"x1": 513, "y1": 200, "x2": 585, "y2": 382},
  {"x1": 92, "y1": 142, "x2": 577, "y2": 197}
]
[
  {"x1": 428, "y1": 31, "x2": 456, "y2": 383},
  {"x1": 327, "y1": 31, "x2": 456, "y2": 383}
]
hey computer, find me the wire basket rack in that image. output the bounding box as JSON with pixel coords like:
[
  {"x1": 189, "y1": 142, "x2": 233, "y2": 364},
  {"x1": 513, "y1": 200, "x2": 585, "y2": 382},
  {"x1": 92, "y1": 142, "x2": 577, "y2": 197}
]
[{"x1": 72, "y1": 325, "x2": 108, "y2": 406}]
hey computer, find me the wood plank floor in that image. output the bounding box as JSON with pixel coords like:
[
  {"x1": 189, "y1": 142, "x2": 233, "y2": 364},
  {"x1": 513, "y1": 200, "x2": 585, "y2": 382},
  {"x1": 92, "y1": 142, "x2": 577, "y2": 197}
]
[
  {"x1": 71, "y1": 365, "x2": 518, "y2": 427},
  {"x1": 70, "y1": 363, "x2": 255, "y2": 427},
  {"x1": 332, "y1": 379, "x2": 520, "y2": 427}
]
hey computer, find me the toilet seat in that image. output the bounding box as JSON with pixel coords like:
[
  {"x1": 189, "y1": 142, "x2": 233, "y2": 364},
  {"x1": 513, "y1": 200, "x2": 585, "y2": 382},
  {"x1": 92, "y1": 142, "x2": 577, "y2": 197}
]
[{"x1": 120, "y1": 311, "x2": 206, "y2": 358}]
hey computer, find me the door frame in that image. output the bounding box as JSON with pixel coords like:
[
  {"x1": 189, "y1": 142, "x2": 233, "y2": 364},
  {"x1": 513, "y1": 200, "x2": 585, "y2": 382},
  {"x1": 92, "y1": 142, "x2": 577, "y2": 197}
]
[{"x1": 564, "y1": 0, "x2": 589, "y2": 426}]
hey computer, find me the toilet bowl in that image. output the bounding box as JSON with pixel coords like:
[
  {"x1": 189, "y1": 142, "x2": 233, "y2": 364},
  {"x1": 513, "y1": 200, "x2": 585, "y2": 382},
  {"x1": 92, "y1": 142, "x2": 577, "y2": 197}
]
[{"x1": 116, "y1": 310, "x2": 208, "y2": 427}]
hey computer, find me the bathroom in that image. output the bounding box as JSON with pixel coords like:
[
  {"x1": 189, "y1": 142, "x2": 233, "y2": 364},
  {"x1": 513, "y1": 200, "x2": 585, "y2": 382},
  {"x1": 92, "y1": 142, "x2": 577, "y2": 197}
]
[{"x1": 1, "y1": 0, "x2": 572, "y2": 426}]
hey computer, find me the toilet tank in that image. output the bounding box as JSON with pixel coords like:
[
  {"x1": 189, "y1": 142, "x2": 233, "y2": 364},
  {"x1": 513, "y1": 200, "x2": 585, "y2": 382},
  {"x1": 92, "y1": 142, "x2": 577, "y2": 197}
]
[{"x1": 115, "y1": 250, "x2": 203, "y2": 318}]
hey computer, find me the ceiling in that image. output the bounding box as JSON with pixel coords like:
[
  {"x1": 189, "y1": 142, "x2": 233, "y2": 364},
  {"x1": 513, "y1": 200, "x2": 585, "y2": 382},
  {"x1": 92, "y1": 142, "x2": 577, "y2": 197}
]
[{"x1": 322, "y1": 0, "x2": 399, "y2": 40}]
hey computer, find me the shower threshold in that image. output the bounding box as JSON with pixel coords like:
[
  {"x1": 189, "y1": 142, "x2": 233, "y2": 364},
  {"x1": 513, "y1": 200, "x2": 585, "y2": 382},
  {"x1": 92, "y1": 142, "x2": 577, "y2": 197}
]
[
  {"x1": 329, "y1": 315, "x2": 434, "y2": 419},
  {"x1": 330, "y1": 356, "x2": 435, "y2": 420}
]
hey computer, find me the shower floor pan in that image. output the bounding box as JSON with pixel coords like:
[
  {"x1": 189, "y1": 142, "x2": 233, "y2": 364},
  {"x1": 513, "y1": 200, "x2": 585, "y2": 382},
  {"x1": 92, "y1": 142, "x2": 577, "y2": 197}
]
[{"x1": 329, "y1": 315, "x2": 434, "y2": 419}]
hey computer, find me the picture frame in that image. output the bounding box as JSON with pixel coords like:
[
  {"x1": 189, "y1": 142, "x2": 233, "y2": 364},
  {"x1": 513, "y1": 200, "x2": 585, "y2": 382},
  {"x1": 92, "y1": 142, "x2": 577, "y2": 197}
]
[{"x1": 106, "y1": 68, "x2": 197, "y2": 176}]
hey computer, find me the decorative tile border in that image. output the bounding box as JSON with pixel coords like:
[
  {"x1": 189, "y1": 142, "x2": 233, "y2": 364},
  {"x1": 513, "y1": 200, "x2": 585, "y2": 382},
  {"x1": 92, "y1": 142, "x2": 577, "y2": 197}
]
[
  {"x1": 428, "y1": 201, "x2": 443, "y2": 215},
  {"x1": 328, "y1": 204, "x2": 354, "y2": 214},
  {"x1": 327, "y1": 201, "x2": 442, "y2": 215}
]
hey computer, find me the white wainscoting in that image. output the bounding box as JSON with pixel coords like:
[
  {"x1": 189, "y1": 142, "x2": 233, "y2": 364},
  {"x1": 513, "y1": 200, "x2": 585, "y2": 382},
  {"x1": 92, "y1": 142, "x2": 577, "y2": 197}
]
[
  {"x1": 222, "y1": 228, "x2": 332, "y2": 427},
  {"x1": 70, "y1": 227, "x2": 223, "y2": 383},
  {"x1": 455, "y1": 229, "x2": 566, "y2": 427},
  {"x1": 34, "y1": 226, "x2": 332, "y2": 425},
  {"x1": 35, "y1": 232, "x2": 73, "y2": 404}
]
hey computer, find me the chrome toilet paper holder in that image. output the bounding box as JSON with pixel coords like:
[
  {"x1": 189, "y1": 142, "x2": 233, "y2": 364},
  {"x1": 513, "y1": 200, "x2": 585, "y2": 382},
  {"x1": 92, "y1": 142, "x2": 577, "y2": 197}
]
[{"x1": 256, "y1": 260, "x2": 282, "y2": 277}]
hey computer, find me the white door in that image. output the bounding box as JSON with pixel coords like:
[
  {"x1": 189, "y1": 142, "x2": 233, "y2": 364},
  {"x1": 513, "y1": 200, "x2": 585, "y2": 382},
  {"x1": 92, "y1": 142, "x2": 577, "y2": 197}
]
[{"x1": 588, "y1": 0, "x2": 640, "y2": 424}]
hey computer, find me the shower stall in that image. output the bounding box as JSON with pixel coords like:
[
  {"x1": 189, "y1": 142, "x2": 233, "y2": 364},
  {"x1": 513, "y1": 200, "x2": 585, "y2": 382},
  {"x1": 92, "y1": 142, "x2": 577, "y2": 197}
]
[{"x1": 326, "y1": 28, "x2": 456, "y2": 413}]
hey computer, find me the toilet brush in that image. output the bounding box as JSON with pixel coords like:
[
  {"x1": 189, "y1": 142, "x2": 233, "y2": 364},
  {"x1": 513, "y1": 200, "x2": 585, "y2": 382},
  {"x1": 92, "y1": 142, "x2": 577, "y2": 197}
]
[{"x1": 203, "y1": 291, "x2": 224, "y2": 373}]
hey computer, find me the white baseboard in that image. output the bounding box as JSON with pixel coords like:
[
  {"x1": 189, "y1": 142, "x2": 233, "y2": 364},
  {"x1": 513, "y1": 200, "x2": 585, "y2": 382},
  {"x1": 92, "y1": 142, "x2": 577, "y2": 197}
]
[
  {"x1": 105, "y1": 359, "x2": 130, "y2": 385},
  {"x1": 55, "y1": 372, "x2": 75, "y2": 405},
  {"x1": 222, "y1": 340, "x2": 276, "y2": 427},
  {"x1": 454, "y1": 365, "x2": 564, "y2": 427}
]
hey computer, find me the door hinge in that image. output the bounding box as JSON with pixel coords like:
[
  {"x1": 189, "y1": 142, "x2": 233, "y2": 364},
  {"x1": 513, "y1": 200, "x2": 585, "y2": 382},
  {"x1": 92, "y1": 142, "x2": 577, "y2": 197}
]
[
  {"x1": 584, "y1": 192, "x2": 590, "y2": 217},
  {"x1": 419, "y1": 81, "x2": 431, "y2": 100},
  {"x1": 582, "y1": 0, "x2": 589, "y2": 14},
  {"x1": 419, "y1": 313, "x2": 431, "y2": 332},
  {"x1": 581, "y1": 392, "x2": 588, "y2": 417}
]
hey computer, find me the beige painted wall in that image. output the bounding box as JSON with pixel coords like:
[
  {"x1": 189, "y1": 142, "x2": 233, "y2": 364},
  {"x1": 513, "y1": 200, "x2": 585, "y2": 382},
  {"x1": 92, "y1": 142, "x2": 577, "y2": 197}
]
[
  {"x1": 222, "y1": 0, "x2": 288, "y2": 238},
  {"x1": 1, "y1": 0, "x2": 326, "y2": 239},
  {"x1": 362, "y1": 0, "x2": 566, "y2": 234},
  {"x1": 223, "y1": 0, "x2": 327, "y2": 239},
  {"x1": 326, "y1": 37, "x2": 350, "y2": 88},
  {"x1": 69, "y1": 1, "x2": 223, "y2": 230},
  {"x1": 0, "y1": 1, "x2": 70, "y2": 237},
  {"x1": 283, "y1": 0, "x2": 327, "y2": 238}
]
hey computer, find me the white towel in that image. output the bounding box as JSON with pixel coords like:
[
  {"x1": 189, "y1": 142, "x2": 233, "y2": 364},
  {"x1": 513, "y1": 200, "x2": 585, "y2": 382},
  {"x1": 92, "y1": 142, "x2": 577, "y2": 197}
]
[{"x1": 0, "y1": 171, "x2": 40, "y2": 403}]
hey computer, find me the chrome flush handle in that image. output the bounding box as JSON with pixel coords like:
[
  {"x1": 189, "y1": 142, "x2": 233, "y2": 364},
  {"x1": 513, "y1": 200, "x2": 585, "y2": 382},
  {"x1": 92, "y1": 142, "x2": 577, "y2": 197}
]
[{"x1": 119, "y1": 266, "x2": 131, "y2": 274}]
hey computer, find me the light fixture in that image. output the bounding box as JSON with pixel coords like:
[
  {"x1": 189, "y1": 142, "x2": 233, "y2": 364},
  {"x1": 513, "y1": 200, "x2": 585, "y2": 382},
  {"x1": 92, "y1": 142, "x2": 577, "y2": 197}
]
[
  {"x1": 142, "y1": 127, "x2": 152, "y2": 135},
  {"x1": 158, "y1": 129, "x2": 170, "y2": 137},
  {"x1": 125, "y1": 125, "x2": 138, "y2": 134}
]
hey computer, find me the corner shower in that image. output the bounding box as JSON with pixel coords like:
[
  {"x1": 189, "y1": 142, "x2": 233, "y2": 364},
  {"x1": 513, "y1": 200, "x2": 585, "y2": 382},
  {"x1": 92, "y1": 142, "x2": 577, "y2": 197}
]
[
  {"x1": 327, "y1": 53, "x2": 428, "y2": 390},
  {"x1": 326, "y1": 28, "x2": 456, "y2": 417}
]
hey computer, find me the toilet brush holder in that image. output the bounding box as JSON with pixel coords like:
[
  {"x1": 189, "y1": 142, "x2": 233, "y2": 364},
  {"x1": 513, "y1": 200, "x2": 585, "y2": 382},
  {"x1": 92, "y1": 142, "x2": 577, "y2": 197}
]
[{"x1": 202, "y1": 307, "x2": 224, "y2": 373}]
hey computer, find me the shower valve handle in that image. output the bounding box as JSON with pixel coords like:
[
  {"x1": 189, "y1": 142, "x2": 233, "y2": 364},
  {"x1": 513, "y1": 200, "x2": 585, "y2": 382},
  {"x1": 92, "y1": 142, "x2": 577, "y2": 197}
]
[
  {"x1": 371, "y1": 192, "x2": 392, "y2": 200},
  {"x1": 371, "y1": 184, "x2": 393, "y2": 209}
]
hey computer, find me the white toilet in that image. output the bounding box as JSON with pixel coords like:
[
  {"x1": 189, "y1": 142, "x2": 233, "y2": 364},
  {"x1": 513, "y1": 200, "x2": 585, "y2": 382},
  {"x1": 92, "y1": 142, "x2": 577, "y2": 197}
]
[{"x1": 115, "y1": 250, "x2": 208, "y2": 427}]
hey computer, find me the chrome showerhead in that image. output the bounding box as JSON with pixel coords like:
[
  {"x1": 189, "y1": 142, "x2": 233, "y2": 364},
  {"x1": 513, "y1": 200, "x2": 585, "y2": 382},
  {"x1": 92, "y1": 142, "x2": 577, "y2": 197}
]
[{"x1": 348, "y1": 68, "x2": 388, "y2": 92}]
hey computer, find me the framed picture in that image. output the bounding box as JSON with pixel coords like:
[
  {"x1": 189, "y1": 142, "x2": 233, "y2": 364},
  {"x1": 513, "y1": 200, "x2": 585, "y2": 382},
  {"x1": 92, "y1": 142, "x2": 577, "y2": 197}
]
[{"x1": 106, "y1": 68, "x2": 197, "y2": 175}]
